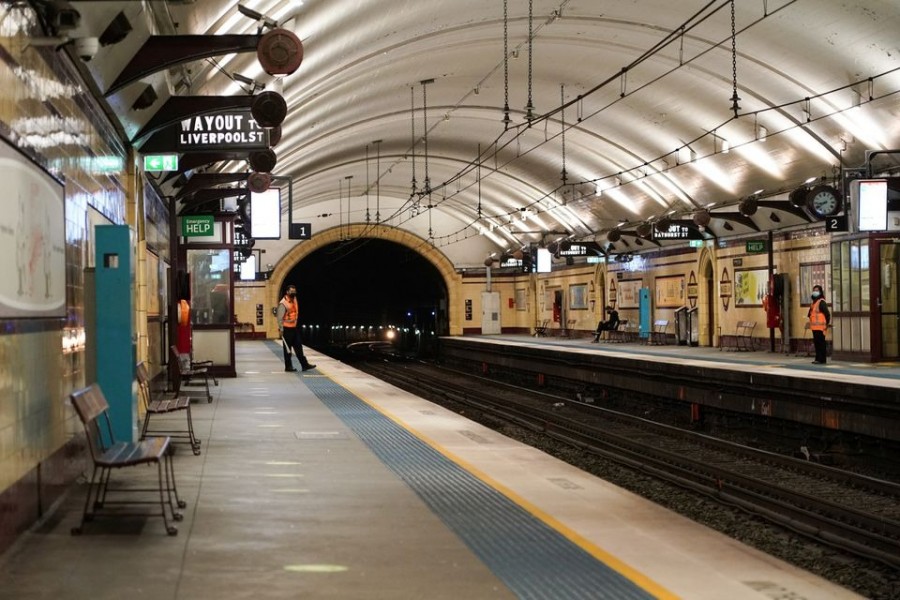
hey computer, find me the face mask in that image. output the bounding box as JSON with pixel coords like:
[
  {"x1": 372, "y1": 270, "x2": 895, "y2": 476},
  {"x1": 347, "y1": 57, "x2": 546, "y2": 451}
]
[{"x1": 811, "y1": 291, "x2": 821, "y2": 300}]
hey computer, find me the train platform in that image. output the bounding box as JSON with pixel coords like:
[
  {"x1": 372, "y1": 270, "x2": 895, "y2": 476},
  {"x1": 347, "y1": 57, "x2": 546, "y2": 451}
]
[
  {"x1": 459, "y1": 334, "x2": 900, "y2": 388},
  {"x1": 0, "y1": 341, "x2": 863, "y2": 599}
]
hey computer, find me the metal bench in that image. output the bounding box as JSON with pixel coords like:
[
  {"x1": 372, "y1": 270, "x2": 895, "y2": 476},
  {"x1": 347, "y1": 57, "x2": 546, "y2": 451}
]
[
  {"x1": 533, "y1": 319, "x2": 550, "y2": 337},
  {"x1": 137, "y1": 362, "x2": 201, "y2": 455},
  {"x1": 720, "y1": 321, "x2": 757, "y2": 351},
  {"x1": 170, "y1": 345, "x2": 213, "y2": 403},
  {"x1": 69, "y1": 384, "x2": 185, "y2": 536},
  {"x1": 646, "y1": 319, "x2": 670, "y2": 345}
]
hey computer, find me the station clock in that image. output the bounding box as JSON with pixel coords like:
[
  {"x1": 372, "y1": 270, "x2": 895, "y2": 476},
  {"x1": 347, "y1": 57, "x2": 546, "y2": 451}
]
[{"x1": 806, "y1": 184, "x2": 843, "y2": 219}]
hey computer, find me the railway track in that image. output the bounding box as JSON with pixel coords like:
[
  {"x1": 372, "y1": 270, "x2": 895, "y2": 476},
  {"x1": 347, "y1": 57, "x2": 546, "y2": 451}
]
[{"x1": 360, "y1": 359, "x2": 900, "y2": 569}]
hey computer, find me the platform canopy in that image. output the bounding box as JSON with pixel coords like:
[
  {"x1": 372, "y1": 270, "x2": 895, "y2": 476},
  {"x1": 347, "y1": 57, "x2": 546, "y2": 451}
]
[{"x1": 26, "y1": 0, "x2": 900, "y2": 267}]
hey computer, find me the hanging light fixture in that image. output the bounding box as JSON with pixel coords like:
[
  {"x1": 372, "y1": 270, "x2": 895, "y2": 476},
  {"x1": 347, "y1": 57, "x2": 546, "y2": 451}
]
[
  {"x1": 373, "y1": 139, "x2": 382, "y2": 223},
  {"x1": 501, "y1": 0, "x2": 511, "y2": 127},
  {"x1": 524, "y1": 0, "x2": 535, "y2": 121},
  {"x1": 728, "y1": 0, "x2": 741, "y2": 117}
]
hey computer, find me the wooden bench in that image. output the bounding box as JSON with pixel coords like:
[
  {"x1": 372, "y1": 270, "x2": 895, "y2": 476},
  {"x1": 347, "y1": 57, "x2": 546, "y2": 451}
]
[
  {"x1": 646, "y1": 319, "x2": 670, "y2": 345},
  {"x1": 137, "y1": 362, "x2": 201, "y2": 455},
  {"x1": 170, "y1": 345, "x2": 213, "y2": 403},
  {"x1": 533, "y1": 319, "x2": 550, "y2": 337},
  {"x1": 69, "y1": 384, "x2": 185, "y2": 536},
  {"x1": 720, "y1": 321, "x2": 757, "y2": 351}
]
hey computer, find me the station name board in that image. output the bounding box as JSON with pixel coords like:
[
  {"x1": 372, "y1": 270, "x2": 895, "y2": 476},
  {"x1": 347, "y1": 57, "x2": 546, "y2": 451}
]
[
  {"x1": 558, "y1": 241, "x2": 603, "y2": 256},
  {"x1": 653, "y1": 223, "x2": 703, "y2": 240},
  {"x1": 177, "y1": 110, "x2": 269, "y2": 151}
]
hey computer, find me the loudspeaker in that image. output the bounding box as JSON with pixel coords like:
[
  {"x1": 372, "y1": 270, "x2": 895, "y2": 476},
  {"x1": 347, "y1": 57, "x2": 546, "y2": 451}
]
[
  {"x1": 268, "y1": 125, "x2": 282, "y2": 147},
  {"x1": 247, "y1": 171, "x2": 271, "y2": 193},
  {"x1": 251, "y1": 91, "x2": 287, "y2": 127},
  {"x1": 258, "y1": 28, "x2": 304, "y2": 76},
  {"x1": 249, "y1": 149, "x2": 277, "y2": 173}
]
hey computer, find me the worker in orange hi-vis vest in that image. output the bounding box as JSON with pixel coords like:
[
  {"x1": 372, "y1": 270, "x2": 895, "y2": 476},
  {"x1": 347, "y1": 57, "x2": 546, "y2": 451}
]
[
  {"x1": 807, "y1": 284, "x2": 831, "y2": 365},
  {"x1": 276, "y1": 284, "x2": 316, "y2": 372},
  {"x1": 176, "y1": 298, "x2": 192, "y2": 354}
]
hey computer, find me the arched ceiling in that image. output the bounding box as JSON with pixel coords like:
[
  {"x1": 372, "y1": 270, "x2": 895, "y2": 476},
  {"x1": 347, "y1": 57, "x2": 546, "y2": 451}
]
[{"x1": 30, "y1": 0, "x2": 900, "y2": 267}]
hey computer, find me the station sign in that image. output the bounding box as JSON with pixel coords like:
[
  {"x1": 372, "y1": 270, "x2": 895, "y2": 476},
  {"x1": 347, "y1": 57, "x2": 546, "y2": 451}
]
[
  {"x1": 143, "y1": 154, "x2": 178, "y2": 172},
  {"x1": 746, "y1": 239, "x2": 767, "y2": 253},
  {"x1": 176, "y1": 110, "x2": 269, "y2": 151},
  {"x1": 558, "y1": 241, "x2": 604, "y2": 256},
  {"x1": 289, "y1": 223, "x2": 312, "y2": 240},
  {"x1": 653, "y1": 223, "x2": 703, "y2": 240},
  {"x1": 182, "y1": 215, "x2": 214, "y2": 237}
]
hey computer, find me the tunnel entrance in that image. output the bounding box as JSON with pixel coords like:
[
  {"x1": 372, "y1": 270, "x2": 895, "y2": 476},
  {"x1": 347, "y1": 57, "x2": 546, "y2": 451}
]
[{"x1": 281, "y1": 238, "x2": 449, "y2": 355}]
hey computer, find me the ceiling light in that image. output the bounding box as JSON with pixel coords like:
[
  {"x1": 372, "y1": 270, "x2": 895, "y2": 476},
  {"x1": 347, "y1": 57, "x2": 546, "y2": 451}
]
[
  {"x1": 721, "y1": 139, "x2": 730, "y2": 154},
  {"x1": 757, "y1": 125, "x2": 767, "y2": 142}
]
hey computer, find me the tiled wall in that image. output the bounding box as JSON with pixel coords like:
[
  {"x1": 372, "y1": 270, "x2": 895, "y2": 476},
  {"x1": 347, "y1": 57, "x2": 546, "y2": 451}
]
[{"x1": 0, "y1": 7, "x2": 128, "y2": 552}]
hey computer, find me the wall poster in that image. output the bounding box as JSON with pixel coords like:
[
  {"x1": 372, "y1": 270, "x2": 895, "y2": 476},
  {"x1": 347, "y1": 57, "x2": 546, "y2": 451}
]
[
  {"x1": 799, "y1": 263, "x2": 828, "y2": 307},
  {"x1": 515, "y1": 288, "x2": 527, "y2": 311},
  {"x1": 569, "y1": 283, "x2": 588, "y2": 310},
  {"x1": 734, "y1": 267, "x2": 768, "y2": 307},
  {"x1": 617, "y1": 279, "x2": 642, "y2": 309},
  {"x1": 0, "y1": 138, "x2": 66, "y2": 318},
  {"x1": 655, "y1": 275, "x2": 685, "y2": 308}
]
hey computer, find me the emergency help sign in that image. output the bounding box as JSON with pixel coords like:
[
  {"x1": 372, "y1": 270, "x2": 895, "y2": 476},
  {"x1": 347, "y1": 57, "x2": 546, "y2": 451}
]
[
  {"x1": 177, "y1": 111, "x2": 268, "y2": 151},
  {"x1": 182, "y1": 215, "x2": 215, "y2": 237}
]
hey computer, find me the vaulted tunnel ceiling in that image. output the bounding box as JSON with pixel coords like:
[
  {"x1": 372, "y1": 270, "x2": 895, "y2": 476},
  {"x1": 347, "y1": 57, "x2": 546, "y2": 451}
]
[{"x1": 21, "y1": 0, "x2": 900, "y2": 267}]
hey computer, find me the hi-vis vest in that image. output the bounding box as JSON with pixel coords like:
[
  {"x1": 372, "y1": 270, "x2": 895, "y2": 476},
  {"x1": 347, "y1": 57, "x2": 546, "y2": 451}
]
[
  {"x1": 280, "y1": 297, "x2": 298, "y2": 328},
  {"x1": 809, "y1": 298, "x2": 827, "y2": 331}
]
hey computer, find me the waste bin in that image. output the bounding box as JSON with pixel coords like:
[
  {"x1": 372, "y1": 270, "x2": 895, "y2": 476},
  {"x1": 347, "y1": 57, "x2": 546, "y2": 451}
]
[
  {"x1": 674, "y1": 306, "x2": 689, "y2": 345},
  {"x1": 687, "y1": 307, "x2": 699, "y2": 346}
]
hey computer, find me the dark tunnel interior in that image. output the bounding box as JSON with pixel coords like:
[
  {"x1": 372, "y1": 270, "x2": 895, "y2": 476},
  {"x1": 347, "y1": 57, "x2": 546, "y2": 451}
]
[{"x1": 278, "y1": 238, "x2": 449, "y2": 350}]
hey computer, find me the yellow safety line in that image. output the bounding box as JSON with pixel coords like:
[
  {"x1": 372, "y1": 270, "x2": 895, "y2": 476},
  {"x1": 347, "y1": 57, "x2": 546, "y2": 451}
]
[{"x1": 315, "y1": 368, "x2": 679, "y2": 600}]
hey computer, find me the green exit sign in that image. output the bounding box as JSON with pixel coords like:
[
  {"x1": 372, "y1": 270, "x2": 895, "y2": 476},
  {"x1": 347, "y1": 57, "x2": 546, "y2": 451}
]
[
  {"x1": 182, "y1": 215, "x2": 214, "y2": 237},
  {"x1": 143, "y1": 154, "x2": 179, "y2": 172},
  {"x1": 746, "y1": 240, "x2": 767, "y2": 253},
  {"x1": 689, "y1": 240, "x2": 704, "y2": 248}
]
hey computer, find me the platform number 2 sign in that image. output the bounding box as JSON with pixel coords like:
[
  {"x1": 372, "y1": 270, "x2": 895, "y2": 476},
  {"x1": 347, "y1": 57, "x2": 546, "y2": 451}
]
[{"x1": 825, "y1": 216, "x2": 848, "y2": 232}]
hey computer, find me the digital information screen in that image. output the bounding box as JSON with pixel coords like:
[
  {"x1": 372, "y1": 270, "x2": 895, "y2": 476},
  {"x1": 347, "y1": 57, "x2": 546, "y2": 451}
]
[
  {"x1": 857, "y1": 179, "x2": 888, "y2": 232},
  {"x1": 250, "y1": 188, "x2": 281, "y2": 239}
]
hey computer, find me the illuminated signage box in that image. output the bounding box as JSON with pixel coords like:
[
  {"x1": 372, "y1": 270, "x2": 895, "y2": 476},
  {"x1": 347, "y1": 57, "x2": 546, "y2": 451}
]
[
  {"x1": 182, "y1": 215, "x2": 215, "y2": 237},
  {"x1": 176, "y1": 110, "x2": 269, "y2": 151}
]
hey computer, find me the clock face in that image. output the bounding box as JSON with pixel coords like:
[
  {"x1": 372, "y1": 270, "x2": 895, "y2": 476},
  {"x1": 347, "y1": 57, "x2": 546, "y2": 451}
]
[{"x1": 807, "y1": 185, "x2": 842, "y2": 217}]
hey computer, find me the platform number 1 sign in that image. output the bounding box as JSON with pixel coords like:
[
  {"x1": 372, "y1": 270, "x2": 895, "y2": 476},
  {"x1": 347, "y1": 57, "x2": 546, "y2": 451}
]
[{"x1": 289, "y1": 223, "x2": 312, "y2": 240}]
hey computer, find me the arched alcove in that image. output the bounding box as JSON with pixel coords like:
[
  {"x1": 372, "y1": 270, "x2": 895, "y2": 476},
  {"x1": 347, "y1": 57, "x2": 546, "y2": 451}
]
[{"x1": 266, "y1": 224, "x2": 463, "y2": 336}]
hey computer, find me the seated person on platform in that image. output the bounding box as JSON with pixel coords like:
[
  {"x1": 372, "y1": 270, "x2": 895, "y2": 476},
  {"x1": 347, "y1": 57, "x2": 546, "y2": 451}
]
[{"x1": 592, "y1": 307, "x2": 620, "y2": 342}]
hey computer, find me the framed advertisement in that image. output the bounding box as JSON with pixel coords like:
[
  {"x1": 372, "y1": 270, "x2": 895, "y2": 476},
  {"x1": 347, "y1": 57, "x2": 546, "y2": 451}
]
[
  {"x1": 799, "y1": 263, "x2": 828, "y2": 306},
  {"x1": 569, "y1": 284, "x2": 588, "y2": 310},
  {"x1": 515, "y1": 288, "x2": 527, "y2": 311},
  {"x1": 734, "y1": 268, "x2": 768, "y2": 307},
  {"x1": 0, "y1": 138, "x2": 66, "y2": 318},
  {"x1": 618, "y1": 279, "x2": 642, "y2": 309},
  {"x1": 654, "y1": 275, "x2": 685, "y2": 308}
]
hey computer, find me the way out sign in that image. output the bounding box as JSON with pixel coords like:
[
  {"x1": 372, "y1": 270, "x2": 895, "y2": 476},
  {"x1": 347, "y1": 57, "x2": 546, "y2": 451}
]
[
  {"x1": 144, "y1": 154, "x2": 178, "y2": 172},
  {"x1": 182, "y1": 215, "x2": 214, "y2": 237}
]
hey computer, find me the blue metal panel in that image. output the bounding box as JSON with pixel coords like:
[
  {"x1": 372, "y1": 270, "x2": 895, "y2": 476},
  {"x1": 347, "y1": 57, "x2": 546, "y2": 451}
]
[
  {"x1": 94, "y1": 225, "x2": 137, "y2": 442},
  {"x1": 639, "y1": 288, "x2": 651, "y2": 339}
]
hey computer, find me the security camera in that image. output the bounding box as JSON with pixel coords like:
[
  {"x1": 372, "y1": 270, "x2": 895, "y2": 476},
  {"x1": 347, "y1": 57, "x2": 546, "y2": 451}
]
[{"x1": 73, "y1": 37, "x2": 99, "y2": 61}]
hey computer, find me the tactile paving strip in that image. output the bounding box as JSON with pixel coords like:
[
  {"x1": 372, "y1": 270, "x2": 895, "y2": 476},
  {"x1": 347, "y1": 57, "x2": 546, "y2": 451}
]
[{"x1": 272, "y1": 344, "x2": 660, "y2": 599}]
